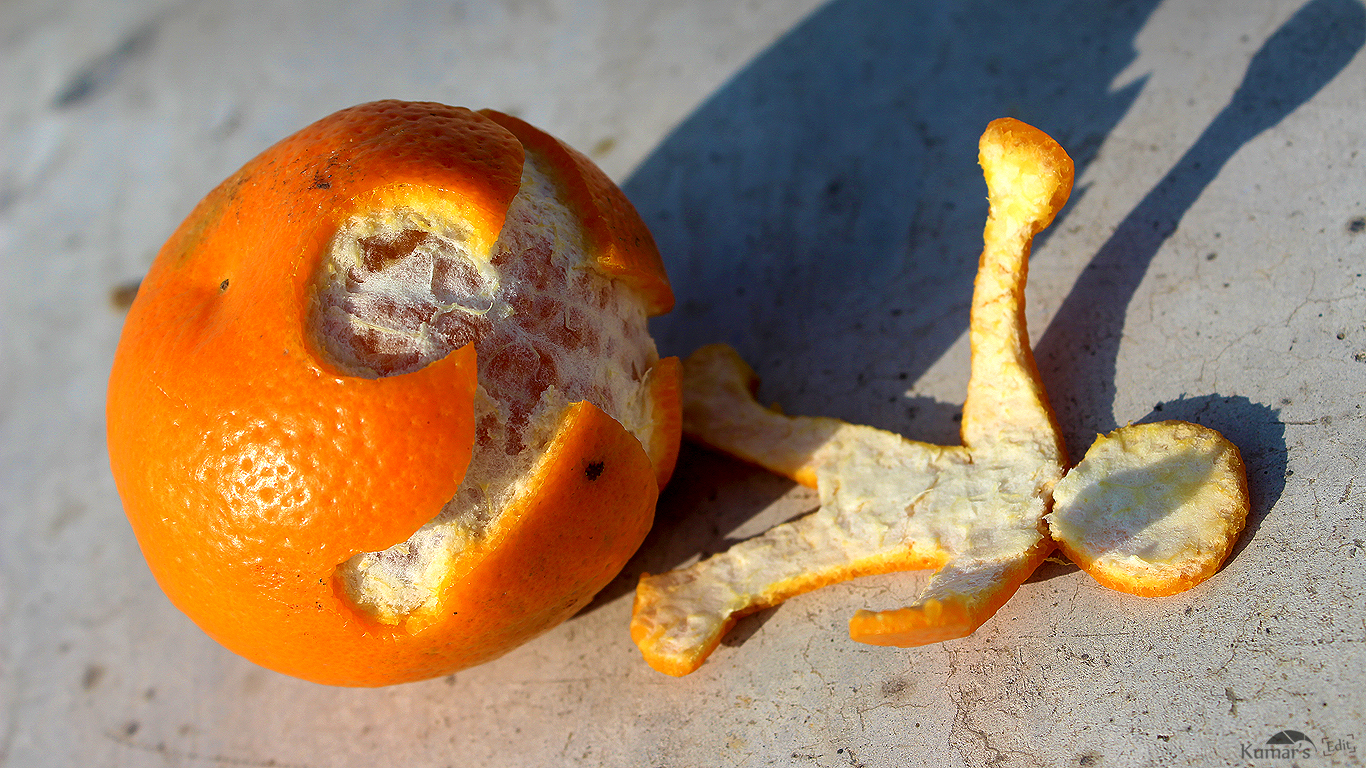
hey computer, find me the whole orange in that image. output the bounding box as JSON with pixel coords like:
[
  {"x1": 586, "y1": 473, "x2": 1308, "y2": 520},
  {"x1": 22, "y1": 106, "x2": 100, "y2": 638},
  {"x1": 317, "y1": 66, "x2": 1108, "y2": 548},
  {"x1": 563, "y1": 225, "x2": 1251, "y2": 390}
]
[{"x1": 106, "y1": 101, "x2": 680, "y2": 686}]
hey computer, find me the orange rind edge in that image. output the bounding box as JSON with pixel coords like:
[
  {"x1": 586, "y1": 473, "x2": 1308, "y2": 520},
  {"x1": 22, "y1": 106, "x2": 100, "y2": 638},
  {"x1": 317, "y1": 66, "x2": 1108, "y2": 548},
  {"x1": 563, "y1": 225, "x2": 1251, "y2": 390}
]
[{"x1": 1047, "y1": 420, "x2": 1250, "y2": 598}]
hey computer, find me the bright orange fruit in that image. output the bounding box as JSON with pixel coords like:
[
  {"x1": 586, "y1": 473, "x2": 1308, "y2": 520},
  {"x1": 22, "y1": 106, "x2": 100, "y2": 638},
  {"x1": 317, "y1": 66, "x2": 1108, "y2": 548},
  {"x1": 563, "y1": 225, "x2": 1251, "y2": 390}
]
[{"x1": 107, "y1": 101, "x2": 679, "y2": 686}]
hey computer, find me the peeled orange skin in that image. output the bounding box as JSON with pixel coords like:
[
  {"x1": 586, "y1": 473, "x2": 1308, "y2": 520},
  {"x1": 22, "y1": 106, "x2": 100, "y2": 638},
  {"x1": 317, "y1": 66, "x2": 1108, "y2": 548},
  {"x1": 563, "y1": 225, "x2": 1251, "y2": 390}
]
[
  {"x1": 107, "y1": 102, "x2": 679, "y2": 686},
  {"x1": 1047, "y1": 421, "x2": 1249, "y2": 597},
  {"x1": 631, "y1": 119, "x2": 1074, "y2": 676},
  {"x1": 631, "y1": 120, "x2": 1250, "y2": 677}
]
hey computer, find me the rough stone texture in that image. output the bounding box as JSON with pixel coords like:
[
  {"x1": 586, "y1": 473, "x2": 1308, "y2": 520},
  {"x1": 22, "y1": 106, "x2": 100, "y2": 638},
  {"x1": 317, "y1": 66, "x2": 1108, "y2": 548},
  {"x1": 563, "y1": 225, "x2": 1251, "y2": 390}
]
[{"x1": 2, "y1": 0, "x2": 1363, "y2": 765}]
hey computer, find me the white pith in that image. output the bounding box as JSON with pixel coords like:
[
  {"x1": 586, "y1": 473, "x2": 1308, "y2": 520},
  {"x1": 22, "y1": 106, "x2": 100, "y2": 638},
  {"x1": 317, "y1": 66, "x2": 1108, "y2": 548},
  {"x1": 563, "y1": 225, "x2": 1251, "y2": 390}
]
[
  {"x1": 312, "y1": 152, "x2": 660, "y2": 626},
  {"x1": 1046, "y1": 422, "x2": 1246, "y2": 587},
  {"x1": 630, "y1": 121, "x2": 1074, "y2": 673},
  {"x1": 632, "y1": 345, "x2": 1057, "y2": 664}
]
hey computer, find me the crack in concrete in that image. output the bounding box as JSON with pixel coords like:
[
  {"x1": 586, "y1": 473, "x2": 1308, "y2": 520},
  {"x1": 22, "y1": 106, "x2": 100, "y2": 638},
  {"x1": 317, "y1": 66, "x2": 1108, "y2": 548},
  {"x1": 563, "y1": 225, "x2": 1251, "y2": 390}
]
[
  {"x1": 104, "y1": 729, "x2": 315, "y2": 768},
  {"x1": 944, "y1": 646, "x2": 1050, "y2": 768}
]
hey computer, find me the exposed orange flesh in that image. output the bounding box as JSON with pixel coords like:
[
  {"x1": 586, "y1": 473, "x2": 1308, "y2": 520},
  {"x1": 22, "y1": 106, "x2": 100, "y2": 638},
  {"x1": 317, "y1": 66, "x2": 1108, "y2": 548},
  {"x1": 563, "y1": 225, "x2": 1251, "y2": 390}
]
[{"x1": 480, "y1": 110, "x2": 674, "y2": 315}]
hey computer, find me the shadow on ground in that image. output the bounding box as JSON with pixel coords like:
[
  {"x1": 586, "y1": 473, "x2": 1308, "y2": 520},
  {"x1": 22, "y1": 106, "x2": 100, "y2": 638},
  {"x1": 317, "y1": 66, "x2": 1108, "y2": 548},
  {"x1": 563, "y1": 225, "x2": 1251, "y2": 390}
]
[
  {"x1": 1035, "y1": 0, "x2": 1365, "y2": 448},
  {"x1": 584, "y1": 0, "x2": 1361, "y2": 615},
  {"x1": 630, "y1": 0, "x2": 1156, "y2": 439}
]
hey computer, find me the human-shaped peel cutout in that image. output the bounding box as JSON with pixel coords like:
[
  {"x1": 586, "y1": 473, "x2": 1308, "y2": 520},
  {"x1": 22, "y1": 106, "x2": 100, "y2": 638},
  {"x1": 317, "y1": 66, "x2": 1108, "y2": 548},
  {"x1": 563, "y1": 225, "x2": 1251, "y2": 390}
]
[
  {"x1": 630, "y1": 118, "x2": 1073, "y2": 676},
  {"x1": 631, "y1": 118, "x2": 1251, "y2": 677}
]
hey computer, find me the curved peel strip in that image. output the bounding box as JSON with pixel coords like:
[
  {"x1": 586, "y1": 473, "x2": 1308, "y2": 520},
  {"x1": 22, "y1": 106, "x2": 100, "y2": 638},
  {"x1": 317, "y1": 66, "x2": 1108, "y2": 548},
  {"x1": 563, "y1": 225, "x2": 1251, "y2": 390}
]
[
  {"x1": 678, "y1": 344, "x2": 840, "y2": 489},
  {"x1": 419, "y1": 400, "x2": 660, "y2": 675},
  {"x1": 642, "y1": 356, "x2": 685, "y2": 489},
  {"x1": 630, "y1": 118, "x2": 1074, "y2": 675},
  {"x1": 848, "y1": 540, "x2": 1053, "y2": 646}
]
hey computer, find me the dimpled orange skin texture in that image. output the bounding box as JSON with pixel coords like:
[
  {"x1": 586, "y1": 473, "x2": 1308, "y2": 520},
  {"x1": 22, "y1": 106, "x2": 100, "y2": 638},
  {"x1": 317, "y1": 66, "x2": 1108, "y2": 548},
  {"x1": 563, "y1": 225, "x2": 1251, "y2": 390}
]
[{"x1": 106, "y1": 102, "x2": 679, "y2": 687}]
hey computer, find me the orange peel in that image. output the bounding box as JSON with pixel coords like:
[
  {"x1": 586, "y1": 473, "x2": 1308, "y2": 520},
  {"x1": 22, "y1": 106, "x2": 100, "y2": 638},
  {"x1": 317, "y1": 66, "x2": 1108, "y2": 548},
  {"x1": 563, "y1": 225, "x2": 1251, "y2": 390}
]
[
  {"x1": 630, "y1": 119, "x2": 1250, "y2": 677},
  {"x1": 1047, "y1": 421, "x2": 1249, "y2": 597},
  {"x1": 631, "y1": 118, "x2": 1073, "y2": 676}
]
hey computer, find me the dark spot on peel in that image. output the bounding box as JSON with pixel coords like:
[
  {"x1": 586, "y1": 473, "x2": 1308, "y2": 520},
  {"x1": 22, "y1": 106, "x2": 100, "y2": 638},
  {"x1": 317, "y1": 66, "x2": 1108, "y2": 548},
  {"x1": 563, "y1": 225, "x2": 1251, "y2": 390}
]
[
  {"x1": 585, "y1": 461, "x2": 605, "y2": 481},
  {"x1": 1349, "y1": 216, "x2": 1365, "y2": 234},
  {"x1": 219, "y1": 278, "x2": 230, "y2": 292}
]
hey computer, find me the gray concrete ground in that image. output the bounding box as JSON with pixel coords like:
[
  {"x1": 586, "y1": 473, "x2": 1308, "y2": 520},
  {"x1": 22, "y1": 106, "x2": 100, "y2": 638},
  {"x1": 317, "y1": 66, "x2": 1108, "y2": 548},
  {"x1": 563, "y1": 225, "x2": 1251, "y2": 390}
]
[{"x1": 2, "y1": 0, "x2": 1364, "y2": 765}]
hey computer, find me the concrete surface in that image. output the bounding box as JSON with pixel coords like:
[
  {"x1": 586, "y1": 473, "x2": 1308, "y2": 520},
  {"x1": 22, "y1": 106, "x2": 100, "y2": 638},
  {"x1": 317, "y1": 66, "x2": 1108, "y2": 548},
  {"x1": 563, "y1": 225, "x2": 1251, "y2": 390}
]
[{"x1": 2, "y1": 0, "x2": 1364, "y2": 765}]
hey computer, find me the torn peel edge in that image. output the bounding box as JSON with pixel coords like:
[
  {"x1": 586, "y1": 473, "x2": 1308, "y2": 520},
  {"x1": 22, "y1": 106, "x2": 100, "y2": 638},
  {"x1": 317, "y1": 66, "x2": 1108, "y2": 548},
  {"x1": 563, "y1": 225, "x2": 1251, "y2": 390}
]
[
  {"x1": 679, "y1": 343, "x2": 836, "y2": 490},
  {"x1": 406, "y1": 399, "x2": 659, "y2": 667},
  {"x1": 979, "y1": 116, "x2": 1074, "y2": 238},
  {"x1": 1052, "y1": 543, "x2": 1224, "y2": 598},
  {"x1": 628, "y1": 589, "x2": 738, "y2": 678},
  {"x1": 848, "y1": 538, "x2": 1055, "y2": 647},
  {"x1": 1052, "y1": 511, "x2": 1247, "y2": 598},
  {"x1": 478, "y1": 109, "x2": 674, "y2": 316},
  {"x1": 335, "y1": 354, "x2": 679, "y2": 628},
  {"x1": 643, "y1": 356, "x2": 684, "y2": 490}
]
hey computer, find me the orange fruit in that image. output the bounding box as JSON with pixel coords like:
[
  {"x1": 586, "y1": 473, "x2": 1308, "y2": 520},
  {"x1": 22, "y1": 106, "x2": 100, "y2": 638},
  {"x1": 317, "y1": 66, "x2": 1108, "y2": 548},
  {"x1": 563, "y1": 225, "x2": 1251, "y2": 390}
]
[{"x1": 106, "y1": 101, "x2": 680, "y2": 686}]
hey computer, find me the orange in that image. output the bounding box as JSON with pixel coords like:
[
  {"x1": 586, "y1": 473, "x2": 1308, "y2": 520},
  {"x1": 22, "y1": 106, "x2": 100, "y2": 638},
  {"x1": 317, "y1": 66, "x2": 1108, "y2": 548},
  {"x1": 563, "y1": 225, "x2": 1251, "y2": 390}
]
[{"x1": 106, "y1": 101, "x2": 680, "y2": 686}]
